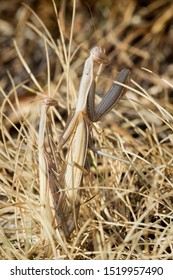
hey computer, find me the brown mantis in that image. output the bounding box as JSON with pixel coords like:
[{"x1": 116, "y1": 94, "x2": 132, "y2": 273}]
[{"x1": 38, "y1": 46, "x2": 130, "y2": 239}]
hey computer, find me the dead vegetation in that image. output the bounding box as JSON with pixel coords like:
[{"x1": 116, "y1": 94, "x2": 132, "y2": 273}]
[{"x1": 0, "y1": 0, "x2": 173, "y2": 260}]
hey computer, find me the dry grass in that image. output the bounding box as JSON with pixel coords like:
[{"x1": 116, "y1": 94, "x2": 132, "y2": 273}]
[{"x1": 0, "y1": 0, "x2": 173, "y2": 259}]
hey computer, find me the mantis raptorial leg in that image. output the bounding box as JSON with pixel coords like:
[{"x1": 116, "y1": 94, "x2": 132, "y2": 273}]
[
  {"x1": 87, "y1": 68, "x2": 130, "y2": 122},
  {"x1": 38, "y1": 47, "x2": 131, "y2": 239}
]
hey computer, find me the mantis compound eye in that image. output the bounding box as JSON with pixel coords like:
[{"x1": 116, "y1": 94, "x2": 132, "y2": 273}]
[{"x1": 90, "y1": 46, "x2": 109, "y2": 64}]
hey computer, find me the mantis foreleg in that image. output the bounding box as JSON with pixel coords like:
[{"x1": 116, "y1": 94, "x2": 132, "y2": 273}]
[{"x1": 87, "y1": 68, "x2": 130, "y2": 122}]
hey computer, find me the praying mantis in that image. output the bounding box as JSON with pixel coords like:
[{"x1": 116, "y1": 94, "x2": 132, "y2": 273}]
[{"x1": 38, "y1": 46, "x2": 130, "y2": 239}]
